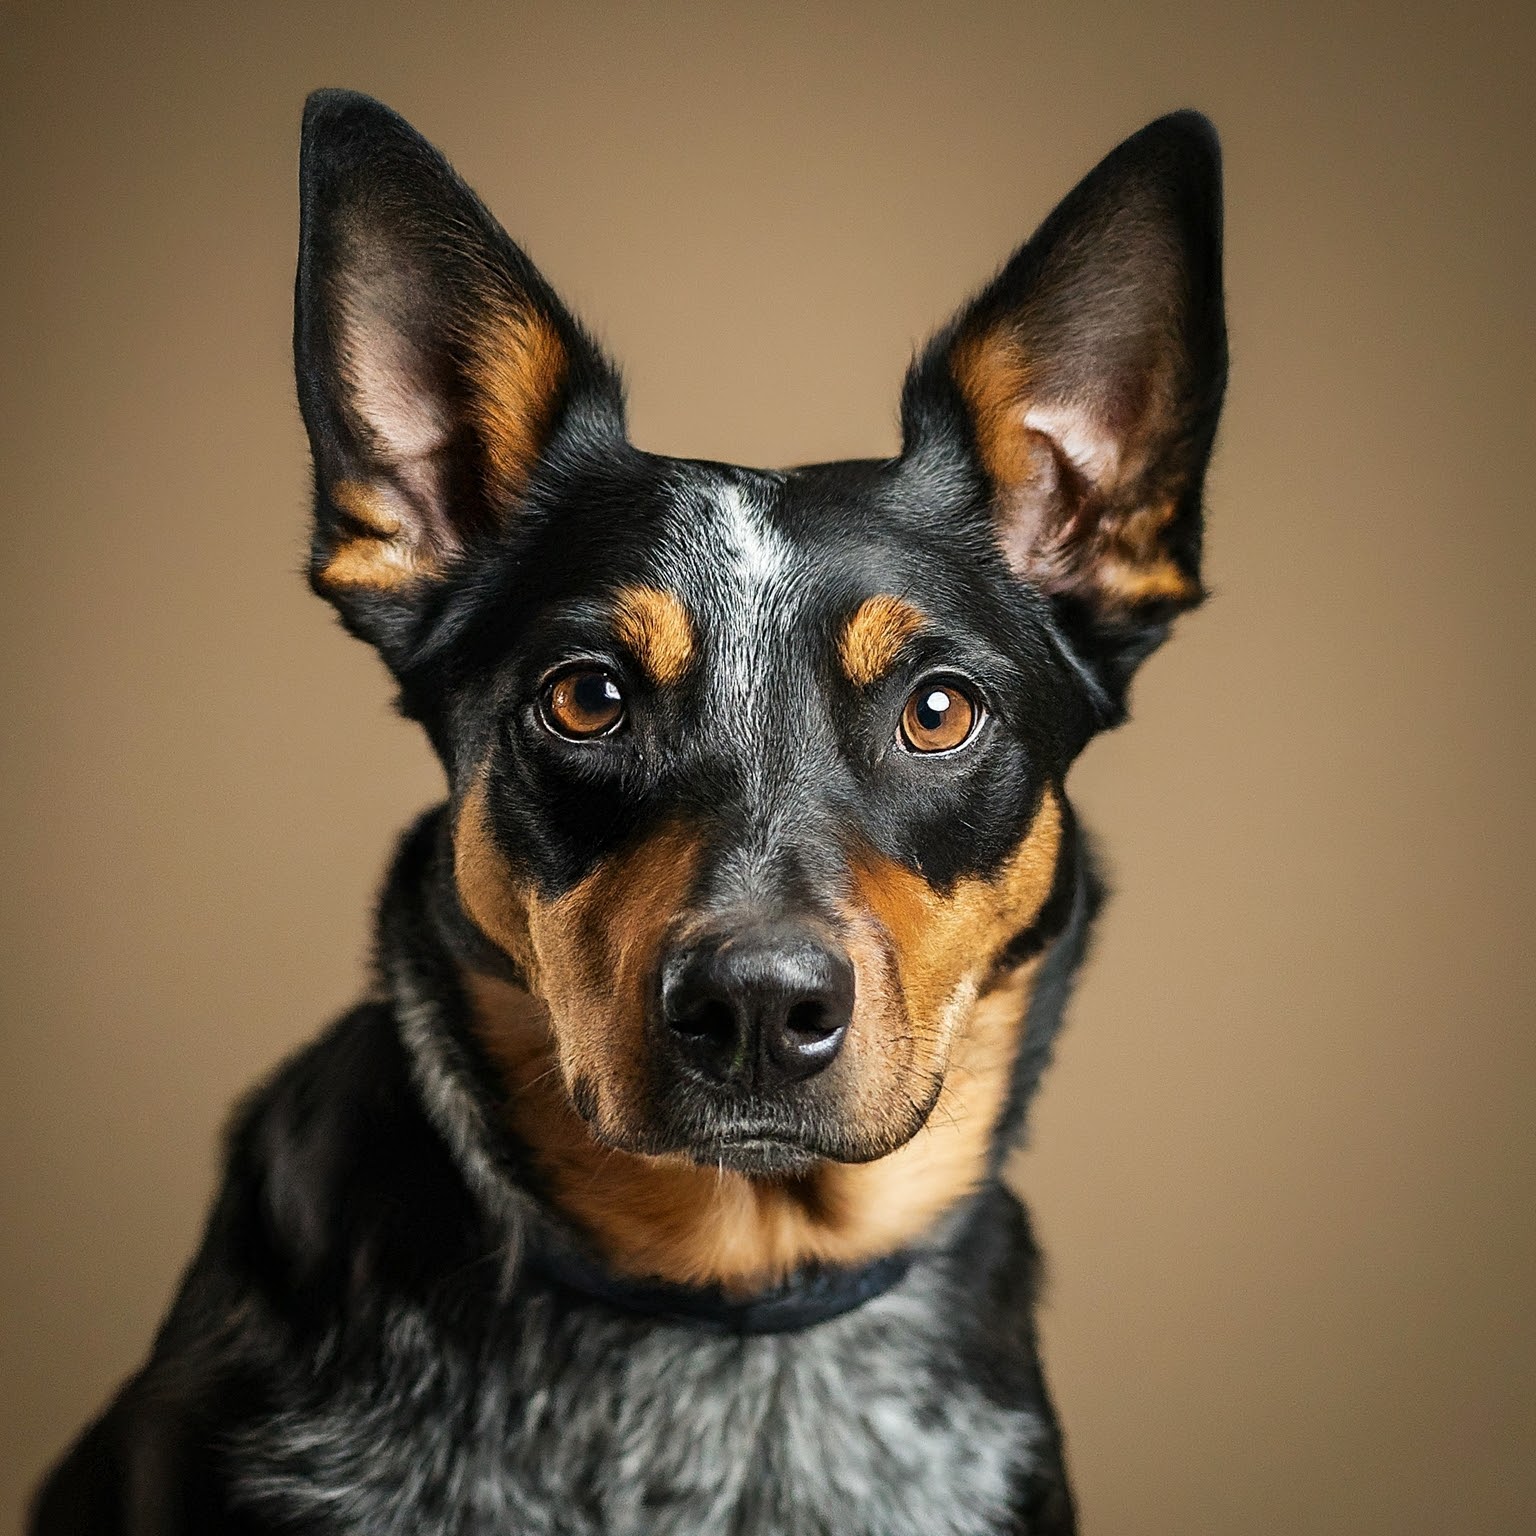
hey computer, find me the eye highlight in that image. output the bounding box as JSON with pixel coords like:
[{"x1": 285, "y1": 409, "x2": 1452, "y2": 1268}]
[
  {"x1": 898, "y1": 679, "x2": 980, "y2": 754},
  {"x1": 542, "y1": 667, "x2": 626, "y2": 739}
]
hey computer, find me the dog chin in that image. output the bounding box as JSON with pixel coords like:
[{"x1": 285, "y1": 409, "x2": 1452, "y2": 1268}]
[{"x1": 687, "y1": 1135, "x2": 823, "y2": 1178}]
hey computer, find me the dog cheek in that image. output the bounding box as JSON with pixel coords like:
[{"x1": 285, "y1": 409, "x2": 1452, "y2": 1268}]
[
  {"x1": 837, "y1": 790, "x2": 1065, "y2": 1145},
  {"x1": 453, "y1": 778, "x2": 540, "y2": 979},
  {"x1": 830, "y1": 918, "x2": 938, "y2": 1155},
  {"x1": 524, "y1": 821, "x2": 707, "y2": 1140}
]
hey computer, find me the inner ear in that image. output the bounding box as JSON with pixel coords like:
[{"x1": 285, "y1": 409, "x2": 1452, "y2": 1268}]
[
  {"x1": 319, "y1": 226, "x2": 569, "y2": 589},
  {"x1": 905, "y1": 111, "x2": 1226, "y2": 678},
  {"x1": 295, "y1": 90, "x2": 624, "y2": 614},
  {"x1": 950, "y1": 316, "x2": 1201, "y2": 611}
]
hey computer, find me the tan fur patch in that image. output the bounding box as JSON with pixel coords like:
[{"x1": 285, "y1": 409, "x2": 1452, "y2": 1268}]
[
  {"x1": 1093, "y1": 497, "x2": 1199, "y2": 605},
  {"x1": 465, "y1": 304, "x2": 568, "y2": 503},
  {"x1": 845, "y1": 789, "x2": 1063, "y2": 1053},
  {"x1": 462, "y1": 788, "x2": 1065, "y2": 1292},
  {"x1": 317, "y1": 479, "x2": 440, "y2": 591},
  {"x1": 838, "y1": 595, "x2": 927, "y2": 687},
  {"x1": 454, "y1": 777, "x2": 703, "y2": 1135},
  {"x1": 469, "y1": 960, "x2": 1043, "y2": 1294},
  {"x1": 453, "y1": 778, "x2": 538, "y2": 977},
  {"x1": 951, "y1": 329, "x2": 1041, "y2": 495},
  {"x1": 612, "y1": 586, "x2": 697, "y2": 686}
]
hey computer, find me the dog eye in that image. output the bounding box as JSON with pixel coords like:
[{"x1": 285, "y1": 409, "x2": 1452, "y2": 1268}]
[
  {"x1": 542, "y1": 667, "x2": 626, "y2": 739},
  {"x1": 898, "y1": 679, "x2": 979, "y2": 754}
]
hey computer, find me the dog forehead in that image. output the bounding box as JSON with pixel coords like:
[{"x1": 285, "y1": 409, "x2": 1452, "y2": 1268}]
[
  {"x1": 654, "y1": 467, "x2": 797, "y2": 607},
  {"x1": 636, "y1": 459, "x2": 918, "y2": 643}
]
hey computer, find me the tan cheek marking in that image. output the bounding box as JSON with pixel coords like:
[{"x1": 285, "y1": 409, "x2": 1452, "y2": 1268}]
[
  {"x1": 849, "y1": 789, "x2": 1063, "y2": 1034},
  {"x1": 612, "y1": 586, "x2": 697, "y2": 686},
  {"x1": 455, "y1": 774, "x2": 704, "y2": 1134},
  {"x1": 317, "y1": 479, "x2": 441, "y2": 592},
  {"x1": 465, "y1": 304, "x2": 569, "y2": 502},
  {"x1": 453, "y1": 778, "x2": 538, "y2": 976},
  {"x1": 838, "y1": 595, "x2": 927, "y2": 687},
  {"x1": 524, "y1": 820, "x2": 703, "y2": 1112},
  {"x1": 810, "y1": 956, "x2": 1043, "y2": 1253}
]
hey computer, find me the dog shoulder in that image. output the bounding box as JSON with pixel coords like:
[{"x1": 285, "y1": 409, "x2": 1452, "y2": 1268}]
[
  {"x1": 31, "y1": 1004, "x2": 491, "y2": 1534},
  {"x1": 216, "y1": 1002, "x2": 491, "y2": 1329}
]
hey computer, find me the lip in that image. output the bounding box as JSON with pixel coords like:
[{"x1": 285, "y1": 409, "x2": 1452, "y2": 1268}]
[{"x1": 690, "y1": 1132, "x2": 821, "y2": 1178}]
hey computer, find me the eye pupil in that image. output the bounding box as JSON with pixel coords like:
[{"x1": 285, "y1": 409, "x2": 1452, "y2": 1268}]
[
  {"x1": 575, "y1": 673, "x2": 620, "y2": 713},
  {"x1": 916, "y1": 689, "x2": 952, "y2": 731},
  {"x1": 544, "y1": 667, "x2": 626, "y2": 738}
]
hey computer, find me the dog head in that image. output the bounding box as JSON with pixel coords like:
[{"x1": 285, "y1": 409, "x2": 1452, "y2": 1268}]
[{"x1": 294, "y1": 93, "x2": 1224, "y2": 1198}]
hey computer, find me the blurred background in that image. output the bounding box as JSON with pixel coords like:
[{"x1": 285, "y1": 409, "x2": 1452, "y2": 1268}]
[{"x1": 3, "y1": 2, "x2": 1532, "y2": 1530}]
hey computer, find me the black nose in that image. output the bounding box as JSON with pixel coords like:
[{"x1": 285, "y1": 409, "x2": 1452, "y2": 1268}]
[{"x1": 660, "y1": 924, "x2": 854, "y2": 1088}]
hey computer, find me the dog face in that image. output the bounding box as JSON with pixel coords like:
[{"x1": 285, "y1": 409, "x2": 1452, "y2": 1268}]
[{"x1": 295, "y1": 94, "x2": 1224, "y2": 1191}]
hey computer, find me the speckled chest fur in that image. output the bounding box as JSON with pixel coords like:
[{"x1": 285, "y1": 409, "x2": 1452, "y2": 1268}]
[{"x1": 232, "y1": 1266, "x2": 1041, "y2": 1536}]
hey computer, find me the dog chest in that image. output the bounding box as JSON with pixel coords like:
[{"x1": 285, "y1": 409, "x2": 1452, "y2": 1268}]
[{"x1": 232, "y1": 1276, "x2": 1043, "y2": 1535}]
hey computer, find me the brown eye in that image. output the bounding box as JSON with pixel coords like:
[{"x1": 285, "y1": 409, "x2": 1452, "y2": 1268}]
[
  {"x1": 899, "y1": 680, "x2": 979, "y2": 754},
  {"x1": 543, "y1": 667, "x2": 626, "y2": 739}
]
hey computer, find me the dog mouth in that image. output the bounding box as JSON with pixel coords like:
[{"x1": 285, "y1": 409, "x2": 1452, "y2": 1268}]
[{"x1": 574, "y1": 1086, "x2": 855, "y2": 1176}]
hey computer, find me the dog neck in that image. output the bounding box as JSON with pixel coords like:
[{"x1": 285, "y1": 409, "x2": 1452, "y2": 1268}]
[{"x1": 381, "y1": 806, "x2": 1093, "y2": 1301}]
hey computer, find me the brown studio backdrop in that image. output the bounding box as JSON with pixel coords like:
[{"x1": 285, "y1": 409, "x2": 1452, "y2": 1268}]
[{"x1": 3, "y1": 2, "x2": 1532, "y2": 1529}]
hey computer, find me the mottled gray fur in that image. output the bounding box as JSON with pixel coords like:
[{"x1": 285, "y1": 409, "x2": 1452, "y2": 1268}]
[{"x1": 232, "y1": 1261, "x2": 1041, "y2": 1536}]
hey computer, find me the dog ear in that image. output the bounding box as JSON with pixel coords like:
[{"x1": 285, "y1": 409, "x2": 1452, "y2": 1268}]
[
  {"x1": 294, "y1": 90, "x2": 625, "y2": 656},
  {"x1": 903, "y1": 111, "x2": 1227, "y2": 717}
]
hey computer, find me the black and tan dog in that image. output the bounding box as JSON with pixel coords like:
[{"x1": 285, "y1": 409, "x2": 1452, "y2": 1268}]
[{"x1": 33, "y1": 91, "x2": 1226, "y2": 1535}]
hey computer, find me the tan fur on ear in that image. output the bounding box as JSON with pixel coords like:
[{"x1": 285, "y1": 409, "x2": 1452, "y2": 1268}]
[
  {"x1": 316, "y1": 301, "x2": 568, "y2": 593},
  {"x1": 317, "y1": 479, "x2": 442, "y2": 592},
  {"x1": 465, "y1": 304, "x2": 569, "y2": 504},
  {"x1": 951, "y1": 328, "x2": 1201, "y2": 612},
  {"x1": 951, "y1": 330, "x2": 1043, "y2": 498}
]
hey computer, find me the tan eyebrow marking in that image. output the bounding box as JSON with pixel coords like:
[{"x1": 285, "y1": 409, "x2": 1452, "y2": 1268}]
[
  {"x1": 838, "y1": 594, "x2": 927, "y2": 686},
  {"x1": 611, "y1": 585, "x2": 697, "y2": 686}
]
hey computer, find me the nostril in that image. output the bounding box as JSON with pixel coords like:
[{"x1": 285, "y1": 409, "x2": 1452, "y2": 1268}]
[
  {"x1": 783, "y1": 998, "x2": 835, "y2": 1041},
  {"x1": 672, "y1": 996, "x2": 737, "y2": 1049}
]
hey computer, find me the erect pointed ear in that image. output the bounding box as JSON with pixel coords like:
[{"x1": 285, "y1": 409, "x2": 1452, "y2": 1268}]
[
  {"x1": 294, "y1": 90, "x2": 625, "y2": 657},
  {"x1": 902, "y1": 111, "x2": 1227, "y2": 716}
]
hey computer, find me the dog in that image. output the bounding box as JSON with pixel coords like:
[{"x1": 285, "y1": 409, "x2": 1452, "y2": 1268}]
[{"x1": 31, "y1": 90, "x2": 1226, "y2": 1535}]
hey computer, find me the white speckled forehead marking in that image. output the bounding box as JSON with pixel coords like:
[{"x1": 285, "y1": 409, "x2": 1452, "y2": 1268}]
[
  {"x1": 656, "y1": 473, "x2": 801, "y2": 716},
  {"x1": 710, "y1": 479, "x2": 797, "y2": 711},
  {"x1": 717, "y1": 479, "x2": 790, "y2": 586}
]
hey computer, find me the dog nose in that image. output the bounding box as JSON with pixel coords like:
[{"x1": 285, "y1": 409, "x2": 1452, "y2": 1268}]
[{"x1": 661, "y1": 924, "x2": 853, "y2": 1087}]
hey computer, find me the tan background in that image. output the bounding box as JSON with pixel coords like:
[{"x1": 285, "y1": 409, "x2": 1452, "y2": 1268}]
[{"x1": 3, "y1": 1, "x2": 1532, "y2": 1530}]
